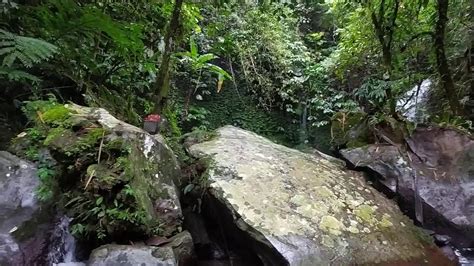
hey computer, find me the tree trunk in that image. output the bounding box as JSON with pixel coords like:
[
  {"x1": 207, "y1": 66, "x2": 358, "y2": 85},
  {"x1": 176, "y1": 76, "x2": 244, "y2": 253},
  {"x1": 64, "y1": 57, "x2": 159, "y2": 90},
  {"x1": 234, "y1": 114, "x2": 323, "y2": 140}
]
[
  {"x1": 434, "y1": 0, "x2": 461, "y2": 115},
  {"x1": 152, "y1": 0, "x2": 184, "y2": 114},
  {"x1": 382, "y1": 45, "x2": 397, "y2": 116},
  {"x1": 371, "y1": 0, "x2": 399, "y2": 117},
  {"x1": 182, "y1": 87, "x2": 193, "y2": 120},
  {"x1": 299, "y1": 102, "x2": 308, "y2": 145}
]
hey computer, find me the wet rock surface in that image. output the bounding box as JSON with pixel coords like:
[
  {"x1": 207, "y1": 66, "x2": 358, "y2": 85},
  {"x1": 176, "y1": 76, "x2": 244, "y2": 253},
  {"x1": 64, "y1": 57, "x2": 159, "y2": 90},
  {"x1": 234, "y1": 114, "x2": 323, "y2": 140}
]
[
  {"x1": 340, "y1": 127, "x2": 474, "y2": 248},
  {"x1": 188, "y1": 126, "x2": 451, "y2": 265},
  {"x1": 88, "y1": 231, "x2": 194, "y2": 266},
  {"x1": 0, "y1": 152, "x2": 78, "y2": 265},
  {"x1": 0, "y1": 151, "x2": 42, "y2": 265},
  {"x1": 88, "y1": 244, "x2": 176, "y2": 266}
]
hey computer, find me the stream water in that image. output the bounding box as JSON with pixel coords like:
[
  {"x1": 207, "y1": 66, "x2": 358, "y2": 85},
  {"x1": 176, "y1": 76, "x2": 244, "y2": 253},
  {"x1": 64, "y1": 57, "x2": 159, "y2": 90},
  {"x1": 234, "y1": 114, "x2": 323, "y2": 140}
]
[
  {"x1": 456, "y1": 248, "x2": 474, "y2": 265},
  {"x1": 397, "y1": 79, "x2": 431, "y2": 122},
  {"x1": 49, "y1": 216, "x2": 78, "y2": 265}
]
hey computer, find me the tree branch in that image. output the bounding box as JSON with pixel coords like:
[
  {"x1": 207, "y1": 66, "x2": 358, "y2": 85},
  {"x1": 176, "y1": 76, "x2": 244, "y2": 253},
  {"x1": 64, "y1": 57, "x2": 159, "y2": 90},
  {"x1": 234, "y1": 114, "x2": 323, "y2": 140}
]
[{"x1": 400, "y1": 31, "x2": 435, "y2": 52}]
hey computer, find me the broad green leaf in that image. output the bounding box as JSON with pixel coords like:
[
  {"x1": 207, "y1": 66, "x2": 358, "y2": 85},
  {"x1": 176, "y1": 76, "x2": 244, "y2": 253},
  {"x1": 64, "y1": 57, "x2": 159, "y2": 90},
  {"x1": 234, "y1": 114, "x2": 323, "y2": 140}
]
[
  {"x1": 197, "y1": 53, "x2": 217, "y2": 64},
  {"x1": 207, "y1": 64, "x2": 232, "y2": 80}
]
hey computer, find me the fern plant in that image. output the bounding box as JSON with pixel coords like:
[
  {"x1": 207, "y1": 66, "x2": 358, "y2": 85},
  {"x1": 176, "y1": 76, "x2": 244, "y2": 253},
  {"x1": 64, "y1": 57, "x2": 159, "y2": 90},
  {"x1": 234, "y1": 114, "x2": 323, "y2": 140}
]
[{"x1": 0, "y1": 29, "x2": 57, "y2": 82}]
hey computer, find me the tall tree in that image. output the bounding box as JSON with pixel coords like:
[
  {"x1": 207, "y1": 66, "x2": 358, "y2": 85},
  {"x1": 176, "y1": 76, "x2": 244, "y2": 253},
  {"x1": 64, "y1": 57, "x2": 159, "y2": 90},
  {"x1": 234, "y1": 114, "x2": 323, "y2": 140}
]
[
  {"x1": 153, "y1": 0, "x2": 184, "y2": 113},
  {"x1": 433, "y1": 0, "x2": 461, "y2": 115}
]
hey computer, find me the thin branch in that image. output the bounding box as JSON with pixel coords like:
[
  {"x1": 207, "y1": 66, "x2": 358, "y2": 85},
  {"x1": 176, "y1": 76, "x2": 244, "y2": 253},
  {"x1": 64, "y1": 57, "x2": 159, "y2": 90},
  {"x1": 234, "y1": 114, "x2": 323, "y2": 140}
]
[
  {"x1": 84, "y1": 130, "x2": 105, "y2": 190},
  {"x1": 228, "y1": 57, "x2": 243, "y2": 101},
  {"x1": 400, "y1": 31, "x2": 435, "y2": 52},
  {"x1": 401, "y1": 81, "x2": 422, "y2": 109},
  {"x1": 97, "y1": 130, "x2": 105, "y2": 164}
]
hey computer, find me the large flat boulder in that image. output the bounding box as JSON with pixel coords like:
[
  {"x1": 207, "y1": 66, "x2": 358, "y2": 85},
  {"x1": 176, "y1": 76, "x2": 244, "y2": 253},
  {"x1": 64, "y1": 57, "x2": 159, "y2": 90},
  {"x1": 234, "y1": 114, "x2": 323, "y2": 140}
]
[
  {"x1": 340, "y1": 127, "x2": 474, "y2": 248},
  {"x1": 188, "y1": 126, "x2": 449, "y2": 265}
]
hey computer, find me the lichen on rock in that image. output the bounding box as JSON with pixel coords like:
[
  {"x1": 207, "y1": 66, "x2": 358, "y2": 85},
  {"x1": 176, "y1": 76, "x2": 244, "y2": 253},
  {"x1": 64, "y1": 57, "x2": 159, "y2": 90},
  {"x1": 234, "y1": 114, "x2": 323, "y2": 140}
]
[
  {"x1": 319, "y1": 215, "x2": 344, "y2": 236},
  {"x1": 188, "y1": 126, "x2": 442, "y2": 265}
]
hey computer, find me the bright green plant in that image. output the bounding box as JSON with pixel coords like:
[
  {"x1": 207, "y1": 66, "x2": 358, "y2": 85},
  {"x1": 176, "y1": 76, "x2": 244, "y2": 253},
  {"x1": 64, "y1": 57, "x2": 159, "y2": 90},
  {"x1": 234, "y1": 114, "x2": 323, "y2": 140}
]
[
  {"x1": 177, "y1": 36, "x2": 231, "y2": 119},
  {"x1": 36, "y1": 160, "x2": 57, "y2": 201},
  {"x1": 178, "y1": 37, "x2": 231, "y2": 83},
  {"x1": 184, "y1": 106, "x2": 211, "y2": 131},
  {"x1": 305, "y1": 61, "x2": 358, "y2": 127},
  {"x1": 178, "y1": 37, "x2": 231, "y2": 110},
  {"x1": 66, "y1": 184, "x2": 152, "y2": 241},
  {"x1": 354, "y1": 78, "x2": 390, "y2": 110}
]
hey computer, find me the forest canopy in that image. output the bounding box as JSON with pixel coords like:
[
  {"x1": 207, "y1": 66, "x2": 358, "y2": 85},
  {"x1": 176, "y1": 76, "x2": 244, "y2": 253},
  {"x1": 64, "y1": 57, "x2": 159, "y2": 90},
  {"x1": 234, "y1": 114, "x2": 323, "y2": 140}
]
[{"x1": 0, "y1": 0, "x2": 472, "y2": 146}]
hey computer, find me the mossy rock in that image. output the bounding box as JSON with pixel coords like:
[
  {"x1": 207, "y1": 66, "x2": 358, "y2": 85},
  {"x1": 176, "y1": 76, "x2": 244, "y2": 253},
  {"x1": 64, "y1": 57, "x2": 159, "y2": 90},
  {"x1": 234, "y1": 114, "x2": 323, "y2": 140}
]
[
  {"x1": 41, "y1": 105, "x2": 71, "y2": 125},
  {"x1": 13, "y1": 102, "x2": 182, "y2": 243}
]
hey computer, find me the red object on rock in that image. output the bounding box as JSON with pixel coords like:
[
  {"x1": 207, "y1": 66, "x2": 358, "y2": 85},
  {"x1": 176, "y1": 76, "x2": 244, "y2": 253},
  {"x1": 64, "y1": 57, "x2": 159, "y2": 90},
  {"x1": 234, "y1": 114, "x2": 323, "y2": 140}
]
[
  {"x1": 143, "y1": 114, "x2": 161, "y2": 134},
  {"x1": 145, "y1": 114, "x2": 161, "y2": 122}
]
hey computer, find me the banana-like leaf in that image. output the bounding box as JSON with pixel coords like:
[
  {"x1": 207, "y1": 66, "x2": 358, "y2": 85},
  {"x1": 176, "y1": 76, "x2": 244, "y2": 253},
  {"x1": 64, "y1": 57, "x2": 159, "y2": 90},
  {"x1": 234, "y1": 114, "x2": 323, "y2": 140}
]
[
  {"x1": 207, "y1": 64, "x2": 232, "y2": 80},
  {"x1": 197, "y1": 53, "x2": 217, "y2": 64}
]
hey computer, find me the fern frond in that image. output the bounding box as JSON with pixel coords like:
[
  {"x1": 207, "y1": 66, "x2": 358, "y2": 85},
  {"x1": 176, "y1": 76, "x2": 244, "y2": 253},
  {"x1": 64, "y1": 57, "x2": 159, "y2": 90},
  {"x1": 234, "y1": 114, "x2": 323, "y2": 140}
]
[
  {"x1": 0, "y1": 46, "x2": 15, "y2": 56},
  {"x1": 0, "y1": 66, "x2": 41, "y2": 83},
  {"x1": 0, "y1": 29, "x2": 58, "y2": 68}
]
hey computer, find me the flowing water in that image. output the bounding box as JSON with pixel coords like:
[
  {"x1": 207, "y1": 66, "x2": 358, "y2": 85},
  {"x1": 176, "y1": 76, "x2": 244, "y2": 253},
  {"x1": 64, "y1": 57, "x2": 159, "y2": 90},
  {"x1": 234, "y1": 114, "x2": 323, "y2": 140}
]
[
  {"x1": 48, "y1": 216, "x2": 77, "y2": 265},
  {"x1": 397, "y1": 79, "x2": 431, "y2": 122},
  {"x1": 456, "y1": 248, "x2": 474, "y2": 266}
]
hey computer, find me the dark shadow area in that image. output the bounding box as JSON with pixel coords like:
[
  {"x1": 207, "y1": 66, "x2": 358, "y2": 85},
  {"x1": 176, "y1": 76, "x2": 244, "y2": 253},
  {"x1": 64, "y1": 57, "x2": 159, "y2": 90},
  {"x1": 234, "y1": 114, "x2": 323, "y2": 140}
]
[{"x1": 181, "y1": 187, "x2": 288, "y2": 266}]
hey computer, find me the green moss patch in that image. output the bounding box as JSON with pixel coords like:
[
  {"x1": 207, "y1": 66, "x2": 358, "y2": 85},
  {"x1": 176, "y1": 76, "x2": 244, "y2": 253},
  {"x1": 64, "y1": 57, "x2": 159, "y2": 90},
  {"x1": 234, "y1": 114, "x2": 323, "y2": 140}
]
[{"x1": 42, "y1": 105, "x2": 71, "y2": 125}]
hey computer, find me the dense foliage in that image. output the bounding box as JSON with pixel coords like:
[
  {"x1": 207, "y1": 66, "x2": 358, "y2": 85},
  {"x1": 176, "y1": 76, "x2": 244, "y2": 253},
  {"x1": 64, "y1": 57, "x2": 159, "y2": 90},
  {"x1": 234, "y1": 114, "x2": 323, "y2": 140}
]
[{"x1": 2, "y1": 0, "x2": 472, "y2": 139}]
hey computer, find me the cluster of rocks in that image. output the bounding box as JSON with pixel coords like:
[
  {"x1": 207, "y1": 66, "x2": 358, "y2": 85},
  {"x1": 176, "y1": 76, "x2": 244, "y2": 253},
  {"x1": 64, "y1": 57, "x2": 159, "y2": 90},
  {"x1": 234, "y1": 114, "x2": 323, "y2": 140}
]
[{"x1": 1, "y1": 105, "x2": 469, "y2": 265}]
